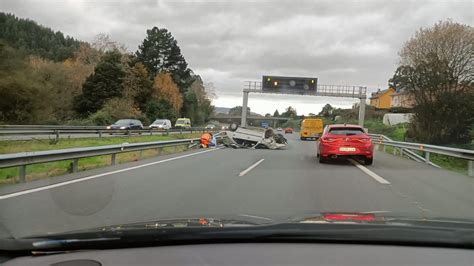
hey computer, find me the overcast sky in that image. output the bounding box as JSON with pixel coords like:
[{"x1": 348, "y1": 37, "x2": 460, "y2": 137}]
[{"x1": 1, "y1": 0, "x2": 472, "y2": 115}]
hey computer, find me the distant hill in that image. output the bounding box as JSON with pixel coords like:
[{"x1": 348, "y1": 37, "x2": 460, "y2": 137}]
[
  {"x1": 214, "y1": 107, "x2": 231, "y2": 114},
  {"x1": 214, "y1": 107, "x2": 262, "y2": 116},
  {"x1": 0, "y1": 12, "x2": 82, "y2": 61}
]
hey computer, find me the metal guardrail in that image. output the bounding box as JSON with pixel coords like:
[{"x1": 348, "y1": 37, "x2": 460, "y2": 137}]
[
  {"x1": 369, "y1": 134, "x2": 440, "y2": 167},
  {"x1": 0, "y1": 125, "x2": 106, "y2": 130},
  {"x1": 369, "y1": 133, "x2": 474, "y2": 176},
  {"x1": 0, "y1": 138, "x2": 200, "y2": 183},
  {"x1": 0, "y1": 125, "x2": 213, "y2": 139}
]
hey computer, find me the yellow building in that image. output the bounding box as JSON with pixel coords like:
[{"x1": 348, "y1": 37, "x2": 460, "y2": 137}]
[{"x1": 369, "y1": 87, "x2": 395, "y2": 109}]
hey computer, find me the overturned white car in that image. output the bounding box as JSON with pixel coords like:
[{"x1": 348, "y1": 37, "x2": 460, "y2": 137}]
[{"x1": 220, "y1": 124, "x2": 287, "y2": 149}]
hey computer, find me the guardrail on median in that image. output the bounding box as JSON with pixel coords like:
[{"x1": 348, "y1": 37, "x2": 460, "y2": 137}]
[
  {"x1": 369, "y1": 133, "x2": 474, "y2": 176},
  {"x1": 0, "y1": 125, "x2": 214, "y2": 140},
  {"x1": 0, "y1": 138, "x2": 200, "y2": 183}
]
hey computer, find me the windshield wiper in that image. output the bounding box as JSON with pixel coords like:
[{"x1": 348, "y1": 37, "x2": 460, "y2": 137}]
[
  {"x1": 2, "y1": 219, "x2": 473, "y2": 252},
  {"x1": 28, "y1": 217, "x2": 268, "y2": 239},
  {"x1": 98, "y1": 217, "x2": 267, "y2": 231},
  {"x1": 3, "y1": 214, "x2": 474, "y2": 252}
]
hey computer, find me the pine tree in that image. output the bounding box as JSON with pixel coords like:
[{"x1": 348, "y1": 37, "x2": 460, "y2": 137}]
[
  {"x1": 135, "y1": 27, "x2": 193, "y2": 93},
  {"x1": 74, "y1": 50, "x2": 125, "y2": 116},
  {"x1": 281, "y1": 106, "x2": 297, "y2": 118}
]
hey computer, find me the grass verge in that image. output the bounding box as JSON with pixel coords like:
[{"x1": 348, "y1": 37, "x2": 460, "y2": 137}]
[
  {"x1": 376, "y1": 145, "x2": 470, "y2": 176},
  {"x1": 365, "y1": 119, "x2": 471, "y2": 175},
  {"x1": 429, "y1": 154, "x2": 469, "y2": 176},
  {"x1": 0, "y1": 133, "x2": 199, "y2": 154},
  {"x1": 0, "y1": 134, "x2": 200, "y2": 185}
]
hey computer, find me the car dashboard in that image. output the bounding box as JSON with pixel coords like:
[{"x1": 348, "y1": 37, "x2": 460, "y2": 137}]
[{"x1": 3, "y1": 243, "x2": 473, "y2": 265}]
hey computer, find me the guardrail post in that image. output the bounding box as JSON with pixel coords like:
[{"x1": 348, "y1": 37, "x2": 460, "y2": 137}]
[
  {"x1": 111, "y1": 153, "x2": 116, "y2": 165},
  {"x1": 468, "y1": 161, "x2": 473, "y2": 177},
  {"x1": 400, "y1": 148, "x2": 404, "y2": 157},
  {"x1": 127, "y1": 130, "x2": 131, "y2": 137},
  {"x1": 55, "y1": 130, "x2": 60, "y2": 141},
  {"x1": 98, "y1": 130, "x2": 102, "y2": 138},
  {"x1": 425, "y1": 151, "x2": 430, "y2": 164},
  {"x1": 393, "y1": 147, "x2": 397, "y2": 155},
  {"x1": 19, "y1": 165, "x2": 26, "y2": 183},
  {"x1": 180, "y1": 129, "x2": 183, "y2": 134},
  {"x1": 241, "y1": 90, "x2": 249, "y2": 127},
  {"x1": 358, "y1": 97, "x2": 366, "y2": 126},
  {"x1": 383, "y1": 145, "x2": 386, "y2": 152},
  {"x1": 72, "y1": 158, "x2": 79, "y2": 172}
]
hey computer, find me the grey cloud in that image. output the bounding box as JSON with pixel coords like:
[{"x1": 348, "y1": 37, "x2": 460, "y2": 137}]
[{"x1": 1, "y1": 0, "x2": 472, "y2": 113}]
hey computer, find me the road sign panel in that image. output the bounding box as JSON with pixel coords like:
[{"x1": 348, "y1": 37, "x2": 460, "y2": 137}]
[{"x1": 262, "y1": 76, "x2": 318, "y2": 95}]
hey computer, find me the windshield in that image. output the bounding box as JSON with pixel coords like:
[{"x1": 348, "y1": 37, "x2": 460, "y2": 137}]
[
  {"x1": 0, "y1": 0, "x2": 473, "y2": 249},
  {"x1": 114, "y1": 119, "x2": 133, "y2": 125},
  {"x1": 329, "y1": 128, "x2": 365, "y2": 136},
  {"x1": 302, "y1": 120, "x2": 321, "y2": 128}
]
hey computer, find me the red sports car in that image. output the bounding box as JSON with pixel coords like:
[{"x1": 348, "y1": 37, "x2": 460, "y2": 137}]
[
  {"x1": 317, "y1": 124, "x2": 373, "y2": 165},
  {"x1": 284, "y1": 127, "x2": 293, "y2": 134}
]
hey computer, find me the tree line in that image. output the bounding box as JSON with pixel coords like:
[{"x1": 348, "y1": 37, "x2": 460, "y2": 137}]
[
  {"x1": 389, "y1": 21, "x2": 473, "y2": 145},
  {"x1": 0, "y1": 13, "x2": 82, "y2": 61},
  {"x1": 0, "y1": 13, "x2": 213, "y2": 125}
]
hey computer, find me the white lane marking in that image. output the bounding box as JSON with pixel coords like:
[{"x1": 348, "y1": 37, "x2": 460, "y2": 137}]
[
  {"x1": 238, "y1": 214, "x2": 274, "y2": 221},
  {"x1": 361, "y1": 210, "x2": 391, "y2": 214},
  {"x1": 0, "y1": 148, "x2": 222, "y2": 200},
  {"x1": 238, "y1": 158, "x2": 265, "y2": 177},
  {"x1": 348, "y1": 159, "x2": 391, "y2": 185}
]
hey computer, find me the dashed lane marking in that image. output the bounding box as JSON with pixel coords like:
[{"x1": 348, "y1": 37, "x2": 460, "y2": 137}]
[{"x1": 348, "y1": 159, "x2": 391, "y2": 184}]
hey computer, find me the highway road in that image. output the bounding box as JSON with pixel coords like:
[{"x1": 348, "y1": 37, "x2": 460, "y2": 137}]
[
  {"x1": 0, "y1": 133, "x2": 473, "y2": 238},
  {"x1": 0, "y1": 130, "x2": 196, "y2": 141}
]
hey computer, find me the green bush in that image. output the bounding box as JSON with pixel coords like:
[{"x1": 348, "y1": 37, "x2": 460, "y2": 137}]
[
  {"x1": 84, "y1": 98, "x2": 146, "y2": 126},
  {"x1": 89, "y1": 110, "x2": 114, "y2": 125},
  {"x1": 65, "y1": 119, "x2": 95, "y2": 126},
  {"x1": 281, "y1": 118, "x2": 301, "y2": 129},
  {"x1": 41, "y1": 119, "x2": 61, "y2": 125},
  {"x1": 391, "y1": 125, "x2": 408, "y2": 141},
  {"x1": 389, "y1": 107, "x2": 413, "y2": 113},
  {"x1": 361, "y1": 119, "x2": 407, "y2": 141},
  {"x1": 469, "y1": 125, "x2": 474, "y2": 142}
]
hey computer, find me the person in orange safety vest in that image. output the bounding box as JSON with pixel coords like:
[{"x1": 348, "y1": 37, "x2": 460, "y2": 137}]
[{"x1": 200, "y1": 132, "x2": 212, "y2": 148}]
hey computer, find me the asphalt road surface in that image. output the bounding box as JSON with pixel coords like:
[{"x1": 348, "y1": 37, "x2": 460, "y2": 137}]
[{"x1": 0, "y1": 133, "x2": 473, "y2": 238}]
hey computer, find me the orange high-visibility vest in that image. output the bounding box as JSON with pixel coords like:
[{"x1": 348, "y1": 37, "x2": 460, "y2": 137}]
[{"x1": 200, "y1": 133, "x2": 212, "y2": 146}]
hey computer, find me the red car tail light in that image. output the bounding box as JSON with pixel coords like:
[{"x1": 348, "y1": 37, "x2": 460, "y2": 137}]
[
  {"x1": 321, "y1": 137, "x2": 336, "y2": 143},
  {"x1": 323, "y1": 213, "x2": 375, "y2": 222},
  {"x1": 353, "y1": 138, "x2": 371, "y2": 143}
]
